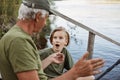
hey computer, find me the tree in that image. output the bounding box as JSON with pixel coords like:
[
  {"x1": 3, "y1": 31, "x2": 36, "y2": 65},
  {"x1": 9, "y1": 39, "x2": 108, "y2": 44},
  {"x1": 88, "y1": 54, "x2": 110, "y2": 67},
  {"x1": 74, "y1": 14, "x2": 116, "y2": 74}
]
[{"x1": 0, "y1": 0, "x2": 21, "y2": 38}]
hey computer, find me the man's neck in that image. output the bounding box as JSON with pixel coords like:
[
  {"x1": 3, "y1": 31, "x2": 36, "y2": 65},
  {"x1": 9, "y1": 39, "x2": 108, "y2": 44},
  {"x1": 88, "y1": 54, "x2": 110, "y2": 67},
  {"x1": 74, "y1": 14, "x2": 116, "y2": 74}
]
[{"x1": 16, "y1": 20, "x2": 33, "y2": 35}]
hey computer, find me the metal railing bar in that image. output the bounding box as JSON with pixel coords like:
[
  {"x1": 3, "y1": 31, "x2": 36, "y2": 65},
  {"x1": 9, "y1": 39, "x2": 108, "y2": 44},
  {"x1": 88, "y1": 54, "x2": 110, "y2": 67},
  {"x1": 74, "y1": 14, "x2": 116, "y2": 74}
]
[{"x1": 50, "y1": 9, "x2": 120, "y2": 46}]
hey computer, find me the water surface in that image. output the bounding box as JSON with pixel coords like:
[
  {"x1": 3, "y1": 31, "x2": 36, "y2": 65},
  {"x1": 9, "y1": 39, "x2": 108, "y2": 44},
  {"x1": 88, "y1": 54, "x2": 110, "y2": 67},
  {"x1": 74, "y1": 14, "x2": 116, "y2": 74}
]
[{"x1": 49, "y1": 0, "x2": 120, "y2": 80}]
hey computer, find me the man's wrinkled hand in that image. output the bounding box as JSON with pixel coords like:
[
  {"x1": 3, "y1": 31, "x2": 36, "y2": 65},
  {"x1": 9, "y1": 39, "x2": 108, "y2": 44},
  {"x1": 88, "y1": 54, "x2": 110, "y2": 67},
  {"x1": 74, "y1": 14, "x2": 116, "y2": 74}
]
[{"x1": 71, "y1": 52, "x2": 104, "y2": 77}]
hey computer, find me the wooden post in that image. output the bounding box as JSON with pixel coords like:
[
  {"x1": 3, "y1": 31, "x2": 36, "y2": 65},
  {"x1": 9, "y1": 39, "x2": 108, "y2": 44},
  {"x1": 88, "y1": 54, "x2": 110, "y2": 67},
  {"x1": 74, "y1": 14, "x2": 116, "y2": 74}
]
[{"x1": 87, "y1": 32, "x2": 95, "y2": 59}]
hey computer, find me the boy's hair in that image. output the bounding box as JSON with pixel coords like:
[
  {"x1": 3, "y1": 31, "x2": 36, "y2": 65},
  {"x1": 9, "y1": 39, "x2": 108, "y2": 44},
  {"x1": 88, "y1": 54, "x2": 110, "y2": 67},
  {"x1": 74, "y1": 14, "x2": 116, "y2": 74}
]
[{"x1": 50, "y1": 27, "x2": 70, "y2": 46}]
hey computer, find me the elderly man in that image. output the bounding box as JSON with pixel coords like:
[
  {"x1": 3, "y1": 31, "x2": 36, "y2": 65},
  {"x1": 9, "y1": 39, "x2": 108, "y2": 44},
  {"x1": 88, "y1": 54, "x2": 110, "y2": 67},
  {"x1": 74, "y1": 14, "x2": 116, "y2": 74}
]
[{"x1": 0, "y1": 0, "x2": 104, "y2": 80}]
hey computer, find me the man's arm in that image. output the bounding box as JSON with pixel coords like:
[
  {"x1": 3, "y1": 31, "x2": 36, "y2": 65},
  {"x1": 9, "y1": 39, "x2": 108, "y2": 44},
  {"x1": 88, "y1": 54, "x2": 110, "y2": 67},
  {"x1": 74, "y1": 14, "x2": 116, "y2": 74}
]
[
  {"x1": 16, "y1": 70, "x2": 39, "y2": 80},
  {"x1": 16, "y1": 52, "x2": 104, "y2": 80},
  {"x1": 51, "y1": 52, "x2": 104, "y2": 80}
]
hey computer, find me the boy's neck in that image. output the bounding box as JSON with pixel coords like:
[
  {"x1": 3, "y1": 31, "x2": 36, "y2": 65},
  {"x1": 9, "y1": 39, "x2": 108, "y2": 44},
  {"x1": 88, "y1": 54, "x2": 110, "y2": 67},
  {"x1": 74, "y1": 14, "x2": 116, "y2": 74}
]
[{"x1": 52, "y1": 48, "x2": 63, "y2": 53}]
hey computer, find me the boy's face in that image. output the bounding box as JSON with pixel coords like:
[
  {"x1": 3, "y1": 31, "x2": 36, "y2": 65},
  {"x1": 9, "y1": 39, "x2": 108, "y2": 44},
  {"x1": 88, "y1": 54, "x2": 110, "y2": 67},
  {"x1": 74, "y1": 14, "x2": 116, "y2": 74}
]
[{"x1": 52, "y1": 31, "x2": 68, "y2": 52}]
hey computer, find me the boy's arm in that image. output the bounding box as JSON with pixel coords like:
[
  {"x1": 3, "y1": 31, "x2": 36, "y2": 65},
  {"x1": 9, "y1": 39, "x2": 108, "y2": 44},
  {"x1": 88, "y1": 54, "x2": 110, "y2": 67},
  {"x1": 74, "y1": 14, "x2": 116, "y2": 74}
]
[{"x1": 41, "y1": 56, "x2": 53, "y2": 70}]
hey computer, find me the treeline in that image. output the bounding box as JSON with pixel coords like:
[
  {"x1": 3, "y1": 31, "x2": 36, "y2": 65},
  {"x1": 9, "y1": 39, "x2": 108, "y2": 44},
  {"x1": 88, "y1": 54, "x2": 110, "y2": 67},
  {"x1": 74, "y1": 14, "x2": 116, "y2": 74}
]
[{"x1": 0, "y1": 0, "x2": 21, "y2": 38}]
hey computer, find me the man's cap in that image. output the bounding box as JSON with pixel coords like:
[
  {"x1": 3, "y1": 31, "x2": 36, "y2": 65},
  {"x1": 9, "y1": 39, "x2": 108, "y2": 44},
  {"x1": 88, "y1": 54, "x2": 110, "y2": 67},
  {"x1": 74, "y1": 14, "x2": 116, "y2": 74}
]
[{"x1": 22, "y1": 0, "x2": 52, "y2": 14}]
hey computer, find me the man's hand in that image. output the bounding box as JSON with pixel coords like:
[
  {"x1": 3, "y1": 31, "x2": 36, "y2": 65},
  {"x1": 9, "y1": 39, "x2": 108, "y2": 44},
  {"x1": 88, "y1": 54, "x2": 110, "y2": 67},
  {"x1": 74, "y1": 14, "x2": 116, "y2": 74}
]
[{"x1": 71, "y1": 52, "x2": 104, "y2": 77}]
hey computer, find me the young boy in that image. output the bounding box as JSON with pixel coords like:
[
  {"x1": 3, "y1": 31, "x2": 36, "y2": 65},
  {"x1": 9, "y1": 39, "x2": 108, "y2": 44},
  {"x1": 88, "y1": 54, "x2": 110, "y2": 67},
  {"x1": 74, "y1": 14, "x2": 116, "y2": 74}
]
[
  {"x1": 39, "y1": 27, "x2": 74, "y2": 79},
  {"x1": 39, "y1": 27, "x2": 95, "y2": 80}
]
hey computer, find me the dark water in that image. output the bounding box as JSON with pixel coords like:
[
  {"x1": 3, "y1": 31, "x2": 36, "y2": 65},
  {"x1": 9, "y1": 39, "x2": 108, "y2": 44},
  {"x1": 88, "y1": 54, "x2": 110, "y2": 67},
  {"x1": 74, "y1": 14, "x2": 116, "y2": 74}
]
[{"x1": 48, "y1": 0, "x2": 120, "y2": 80}]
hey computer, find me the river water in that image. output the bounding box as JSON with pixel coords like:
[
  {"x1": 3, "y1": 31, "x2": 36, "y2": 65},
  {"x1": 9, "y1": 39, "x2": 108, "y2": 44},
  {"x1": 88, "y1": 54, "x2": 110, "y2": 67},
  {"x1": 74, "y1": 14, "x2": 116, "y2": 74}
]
[{"x1": 48, "y1": 0, "x2": 120, "y2": 80}]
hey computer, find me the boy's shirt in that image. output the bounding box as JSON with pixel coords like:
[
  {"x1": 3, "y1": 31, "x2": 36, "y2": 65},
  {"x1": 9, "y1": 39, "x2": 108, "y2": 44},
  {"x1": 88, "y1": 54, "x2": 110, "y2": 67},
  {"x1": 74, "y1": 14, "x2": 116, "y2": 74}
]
[{"x1": 39, "y1": 47, "x2": 74, "y2": 79}]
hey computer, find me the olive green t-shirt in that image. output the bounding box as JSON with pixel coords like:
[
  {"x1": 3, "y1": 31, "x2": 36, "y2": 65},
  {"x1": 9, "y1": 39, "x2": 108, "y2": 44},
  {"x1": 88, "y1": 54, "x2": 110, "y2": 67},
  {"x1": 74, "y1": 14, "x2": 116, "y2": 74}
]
[
  {"x1": 39, "y1": 48, "x2": 74, "y2": 79},
  {"x1": 0, "y1": 25, "x2": 47, "y2": 80}
]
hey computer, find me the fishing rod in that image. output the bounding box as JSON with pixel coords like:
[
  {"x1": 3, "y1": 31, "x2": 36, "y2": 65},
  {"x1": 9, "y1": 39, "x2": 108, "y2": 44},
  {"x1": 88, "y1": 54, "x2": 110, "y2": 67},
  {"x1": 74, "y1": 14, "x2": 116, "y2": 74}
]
[{"x1": 95, "y1": 59, "x2": 120, "y2": 80}]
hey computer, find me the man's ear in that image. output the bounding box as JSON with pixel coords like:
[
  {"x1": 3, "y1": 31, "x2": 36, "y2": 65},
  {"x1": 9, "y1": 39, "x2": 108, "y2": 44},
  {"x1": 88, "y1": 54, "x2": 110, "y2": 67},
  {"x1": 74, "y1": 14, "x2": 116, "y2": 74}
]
[{"x1": 35, "y1": 12, "x2": 42, "y2": 22}]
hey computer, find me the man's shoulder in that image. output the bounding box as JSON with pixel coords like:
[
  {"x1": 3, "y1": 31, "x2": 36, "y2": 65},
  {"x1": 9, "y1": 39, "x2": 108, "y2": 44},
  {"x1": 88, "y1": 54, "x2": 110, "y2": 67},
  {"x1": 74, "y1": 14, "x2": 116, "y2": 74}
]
[{"x1": 9, "y1": 25, "x2": 31, "y2": 40}]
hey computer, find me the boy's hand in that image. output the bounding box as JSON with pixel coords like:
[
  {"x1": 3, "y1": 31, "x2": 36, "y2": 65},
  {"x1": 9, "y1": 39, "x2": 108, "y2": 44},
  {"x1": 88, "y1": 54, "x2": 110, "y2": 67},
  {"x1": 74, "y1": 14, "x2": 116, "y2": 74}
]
[{"x1": 49, "y1": 53, "x2": 65, "y2": 64}]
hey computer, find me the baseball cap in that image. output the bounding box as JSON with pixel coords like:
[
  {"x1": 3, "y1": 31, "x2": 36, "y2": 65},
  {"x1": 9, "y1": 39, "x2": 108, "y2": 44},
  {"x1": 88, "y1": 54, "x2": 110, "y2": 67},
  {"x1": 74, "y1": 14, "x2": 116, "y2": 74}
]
[{"x1": 22, "y1": 0, "x2": 52, "y2": 14}]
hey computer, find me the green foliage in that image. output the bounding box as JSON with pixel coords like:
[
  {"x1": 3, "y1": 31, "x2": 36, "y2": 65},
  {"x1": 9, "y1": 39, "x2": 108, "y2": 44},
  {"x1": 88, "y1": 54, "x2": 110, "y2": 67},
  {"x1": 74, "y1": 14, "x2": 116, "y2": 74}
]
[
  {"x1": 0, "y1": 0, "x2": 21, "y2": 24},
  {"x1": 0, "y1": 0, "x2": 21, "y2": 39}
]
